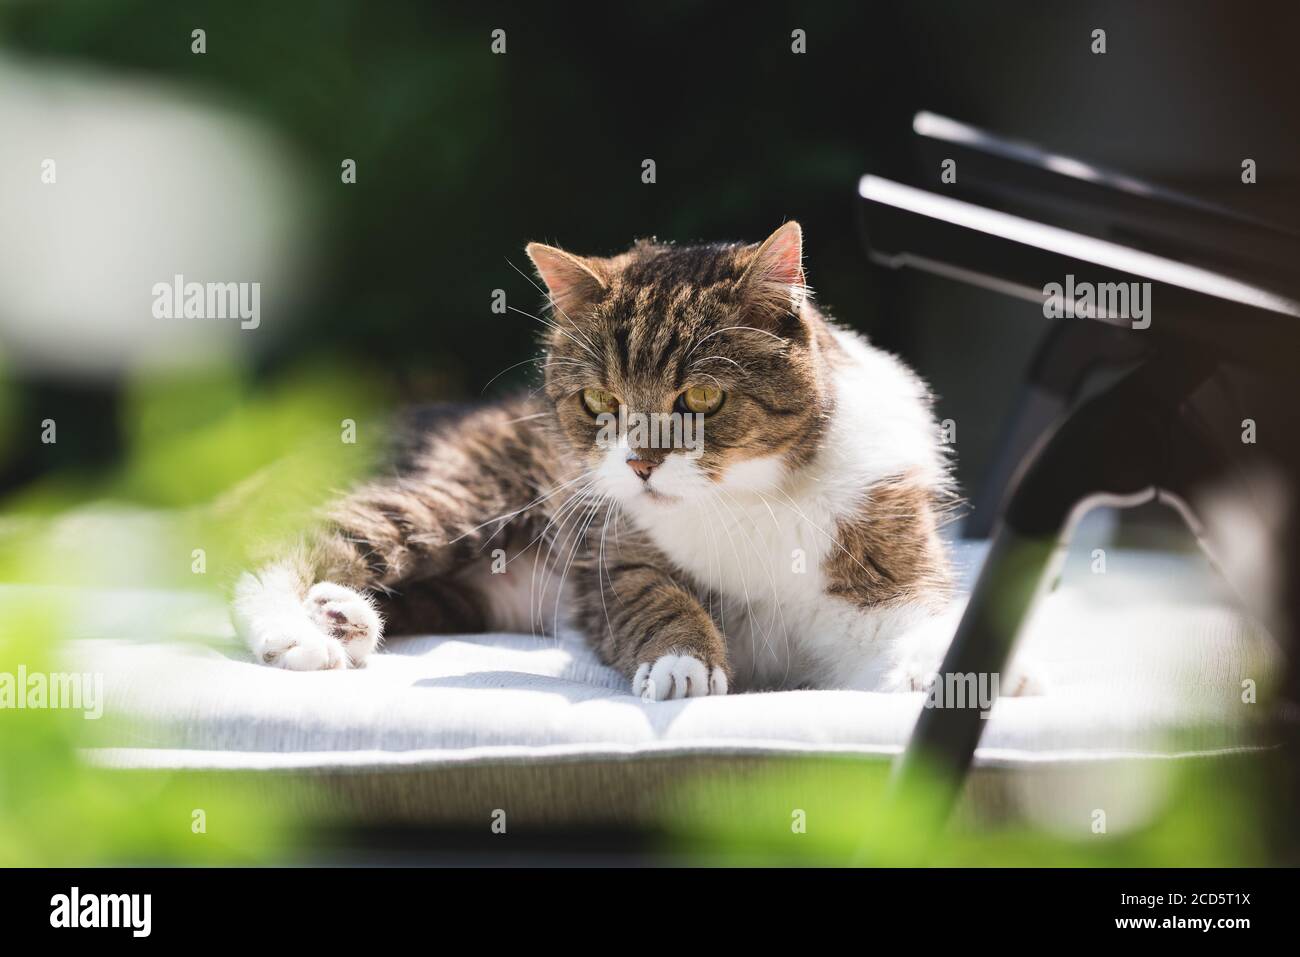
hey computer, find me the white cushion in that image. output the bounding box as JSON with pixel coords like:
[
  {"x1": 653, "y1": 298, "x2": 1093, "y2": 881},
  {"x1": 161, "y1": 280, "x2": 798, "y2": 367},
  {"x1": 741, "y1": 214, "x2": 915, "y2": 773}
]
[{"x1": 70, "y1": 539, "x2": 1279, "y2": 784}]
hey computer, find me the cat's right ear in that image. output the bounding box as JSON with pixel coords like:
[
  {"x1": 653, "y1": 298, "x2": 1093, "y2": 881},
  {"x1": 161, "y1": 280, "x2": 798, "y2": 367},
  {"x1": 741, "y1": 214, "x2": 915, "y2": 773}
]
[{"x1": 525, "y1": 243, "x2": 608, "y2": 315}]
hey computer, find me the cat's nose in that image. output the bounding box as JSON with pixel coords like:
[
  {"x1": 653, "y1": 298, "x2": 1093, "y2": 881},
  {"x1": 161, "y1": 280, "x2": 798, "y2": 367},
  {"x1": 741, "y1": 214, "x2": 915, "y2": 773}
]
[{"x1": 627, "y1": 457, "x2": 658, "y2": 481}]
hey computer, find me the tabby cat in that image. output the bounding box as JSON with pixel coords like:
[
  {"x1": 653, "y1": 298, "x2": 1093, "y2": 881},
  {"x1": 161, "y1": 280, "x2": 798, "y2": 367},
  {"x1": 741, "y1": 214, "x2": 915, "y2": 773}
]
[{"x1": 233, "y1": 222, "x2": 1032, "y2": 698}]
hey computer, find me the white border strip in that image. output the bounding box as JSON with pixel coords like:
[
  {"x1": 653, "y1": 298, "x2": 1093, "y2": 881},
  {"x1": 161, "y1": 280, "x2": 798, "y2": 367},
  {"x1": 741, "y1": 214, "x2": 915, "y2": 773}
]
[{"x1": 83, "y1": 741, "x2": 1278, "y2": 774}]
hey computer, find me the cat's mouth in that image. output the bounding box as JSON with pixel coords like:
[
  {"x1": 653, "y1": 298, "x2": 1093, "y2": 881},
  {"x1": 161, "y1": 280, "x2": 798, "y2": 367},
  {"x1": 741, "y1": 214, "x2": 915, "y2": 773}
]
[{"x1": 640, "y1": 486, "x2": 679, "y2": 504}]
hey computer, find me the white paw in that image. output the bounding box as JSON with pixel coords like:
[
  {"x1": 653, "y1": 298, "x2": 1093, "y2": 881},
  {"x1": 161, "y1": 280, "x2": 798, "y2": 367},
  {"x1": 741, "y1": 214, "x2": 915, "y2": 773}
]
[
  {"x1": 882, "y1": 657, "x2": 939, "y2": 693},
  {"x1": 632, "y1": 653, "x2": 728, "y2": 701},
  {"x1": 234, "y1": 570, "x2": 382, "y2": 672},
  {"x1": 999, "y1": 659, "x2": 1049, "y2": 697},
  {"x1": 882, "y1": 657, "x2": 1049, "y2": 697},
  {"x1": 303, "y1": 581, "x2": 383, "y2": 667},
  {"x1": 879, "y1": 608, "x2": 961, "y2": 693},
  {"x1": 252, "y1": 613, "x2": 349, "y2": 671}
]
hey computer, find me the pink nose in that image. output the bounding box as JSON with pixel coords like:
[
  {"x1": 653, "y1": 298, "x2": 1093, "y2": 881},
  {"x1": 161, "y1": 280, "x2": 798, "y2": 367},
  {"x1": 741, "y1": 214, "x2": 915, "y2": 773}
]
[{"x1": 628, "y1": 458, "x2": 657, "y2": 481}]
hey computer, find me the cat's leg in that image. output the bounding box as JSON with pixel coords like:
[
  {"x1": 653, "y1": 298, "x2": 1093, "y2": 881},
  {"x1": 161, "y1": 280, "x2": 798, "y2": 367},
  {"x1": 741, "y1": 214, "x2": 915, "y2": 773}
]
[
  {"x1": 233, "y1": 542, "x2": 384, "y2": 671},
  {"x1": 823, "y1": 478, "x2": 1045, "y2": 695},
  {"x1": 233, "y1": 402, "x2": 554, "y2": 671},
  {"x1": 235, "y1": 481, "x2": 529, "y2": 670},
  {"x1": 873, "y1": 601, "x2": 1048, "y2": 696},
  {"x1": 571, "y1": 539, "x2": 730, "y2": 700}
]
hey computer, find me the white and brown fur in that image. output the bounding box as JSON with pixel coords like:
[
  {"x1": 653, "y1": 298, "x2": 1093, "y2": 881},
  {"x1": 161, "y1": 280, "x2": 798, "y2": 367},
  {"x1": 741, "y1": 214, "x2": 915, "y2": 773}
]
[{"x1": 233, "y1": 222, "x2": 1038, "y2": 698}]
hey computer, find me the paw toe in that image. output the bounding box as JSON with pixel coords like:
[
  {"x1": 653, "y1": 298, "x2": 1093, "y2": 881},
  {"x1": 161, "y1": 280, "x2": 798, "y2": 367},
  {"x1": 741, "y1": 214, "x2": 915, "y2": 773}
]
[
  {"x1": 280, "y1": 636, "x2": 346, "y2": 671},
  {"x1": 304, "y1": 582, "x2": 382, "y2": 665},
  {"x1": 1002, "y1": 661, "x2": 1049, "y2": 697},
  {"x1": 709, "y1": 668, "x2": 729, "y2": 695},
  {"x1": 633, "y1": 652, "x2": 728, "y2": 701}
]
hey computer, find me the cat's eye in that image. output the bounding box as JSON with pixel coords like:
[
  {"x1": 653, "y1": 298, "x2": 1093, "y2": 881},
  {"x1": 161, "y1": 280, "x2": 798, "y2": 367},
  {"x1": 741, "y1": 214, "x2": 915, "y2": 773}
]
[
  {"x1": 678, "y1": 385, "x2": 725, "y2": 415},
  {"x1": 581, "y1": 388, "x2": 620, "y2": 416}
]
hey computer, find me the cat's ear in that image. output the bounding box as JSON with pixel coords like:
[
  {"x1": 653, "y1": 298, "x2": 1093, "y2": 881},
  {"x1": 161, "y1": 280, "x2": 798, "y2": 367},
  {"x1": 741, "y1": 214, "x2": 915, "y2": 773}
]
[
  {"x1": 739, "y1": 221, "x2": 807, "y2": 319},
  {"x1": 525, "y1": 243, "x2": 608, "y2": 315}
]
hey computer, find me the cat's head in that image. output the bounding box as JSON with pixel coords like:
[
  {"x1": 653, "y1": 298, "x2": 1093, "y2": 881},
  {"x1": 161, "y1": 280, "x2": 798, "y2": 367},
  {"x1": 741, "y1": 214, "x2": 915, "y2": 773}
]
[{"x1": 527, "y1": 223, "x2": 832, "y2": 510}]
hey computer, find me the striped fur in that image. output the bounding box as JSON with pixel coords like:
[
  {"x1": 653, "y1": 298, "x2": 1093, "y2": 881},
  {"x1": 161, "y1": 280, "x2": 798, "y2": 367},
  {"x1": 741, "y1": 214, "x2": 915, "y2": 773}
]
[{"x1": 233, "y1": 223, "x2": 963, "y2": 696}]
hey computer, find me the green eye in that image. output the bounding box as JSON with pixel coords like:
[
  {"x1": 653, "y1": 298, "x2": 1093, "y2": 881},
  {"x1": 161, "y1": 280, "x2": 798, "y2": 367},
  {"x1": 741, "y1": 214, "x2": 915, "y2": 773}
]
[
  {"x1": 581, "y1": 388, "x2": 619, "y2": 416},
  {"x1": 679, "y1": 385, "x2": 724, "y2": 415}
]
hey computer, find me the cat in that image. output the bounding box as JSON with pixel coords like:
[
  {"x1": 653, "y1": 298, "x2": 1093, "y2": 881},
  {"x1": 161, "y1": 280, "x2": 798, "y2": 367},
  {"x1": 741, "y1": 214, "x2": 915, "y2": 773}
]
[{"x1": 233, "y1": 222, "x2": 1040, "y2": 698}]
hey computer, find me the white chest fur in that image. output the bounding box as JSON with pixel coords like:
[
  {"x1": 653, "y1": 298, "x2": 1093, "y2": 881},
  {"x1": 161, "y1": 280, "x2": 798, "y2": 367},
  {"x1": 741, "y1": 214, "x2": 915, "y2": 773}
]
[{"x1": 623, "y1": 327, "x2": 948, "y2": 689}]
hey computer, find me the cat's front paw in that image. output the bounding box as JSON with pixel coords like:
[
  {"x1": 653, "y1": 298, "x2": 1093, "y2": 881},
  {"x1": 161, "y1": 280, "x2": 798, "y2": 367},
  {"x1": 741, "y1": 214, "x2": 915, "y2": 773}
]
[
  {"x1": 632, "y1": 652, "x2": 729, "y2": 701},
  {"x1": 998, "y1": 659, "x2": 1049, "y2": 697},
  {"x1": 882, "y1": 659, "x2": 937, "y2": 693},
  {"x1": 882, "y1": 657, "x2": 1049, "y2": 697},
  {"x1": 234, "y1": 571, "x2": 383, "y2": 671},
  {"x1": 303, "y1": 581, "x2": 383, "y2": 667},
  {"x1": 250, "y1": 614, "x2": 349, "y2": 671}
]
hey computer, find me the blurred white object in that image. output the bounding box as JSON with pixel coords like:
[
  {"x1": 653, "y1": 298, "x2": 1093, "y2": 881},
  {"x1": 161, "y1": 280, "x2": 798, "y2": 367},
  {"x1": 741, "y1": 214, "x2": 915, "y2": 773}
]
[{"x1": 0, "y1": 54, "x2": 312, "y2": 378}]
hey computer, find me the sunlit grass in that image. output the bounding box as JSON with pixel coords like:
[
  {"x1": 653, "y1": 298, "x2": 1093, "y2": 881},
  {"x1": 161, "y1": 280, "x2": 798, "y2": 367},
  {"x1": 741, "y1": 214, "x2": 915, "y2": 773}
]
[{"x1": 661, "y1": 753, "x2": 1277, "y2": 866}]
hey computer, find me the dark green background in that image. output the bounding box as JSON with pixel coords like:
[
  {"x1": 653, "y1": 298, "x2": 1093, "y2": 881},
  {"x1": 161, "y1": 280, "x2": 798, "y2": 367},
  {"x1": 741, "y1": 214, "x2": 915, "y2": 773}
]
[{"x1": 4, "y1": 0, "x2": 1298, "y2": 503}]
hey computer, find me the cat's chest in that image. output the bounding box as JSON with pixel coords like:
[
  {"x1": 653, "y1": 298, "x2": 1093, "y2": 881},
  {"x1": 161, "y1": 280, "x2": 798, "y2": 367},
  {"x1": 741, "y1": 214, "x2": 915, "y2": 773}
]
[
  {"x1": 629, "y1": 493, "x2": 894, "y2": 690},
  {"x1": 642, "y1": 495, "x2": 835, "y2": 605}
]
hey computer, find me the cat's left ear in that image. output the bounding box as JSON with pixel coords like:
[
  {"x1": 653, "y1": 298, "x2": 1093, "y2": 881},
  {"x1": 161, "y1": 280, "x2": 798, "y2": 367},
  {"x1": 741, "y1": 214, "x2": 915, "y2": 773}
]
[
  {"x1": 739, "y1": 221, "x2": 807, "y2": 320},
  {"x1": 525, "y1": 242, "x2": 608, "y2": 315}
]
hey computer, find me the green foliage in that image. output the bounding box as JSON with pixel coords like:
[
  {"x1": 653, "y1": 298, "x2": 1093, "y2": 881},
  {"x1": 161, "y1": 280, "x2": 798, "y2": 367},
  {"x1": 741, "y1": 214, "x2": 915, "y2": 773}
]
[
  {"x1": 0, "y1": 590, "x2": 310, "y2": 865},
  {"x1": 0, "y1": 361, "x2": 385, "y2": 864},
  {"x1": 0, "y1": 362, "x2": 386, "y2": 590},
  {"x1": 662, "y1": 754, "x2": 1275, "y2": 867}
]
